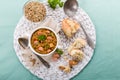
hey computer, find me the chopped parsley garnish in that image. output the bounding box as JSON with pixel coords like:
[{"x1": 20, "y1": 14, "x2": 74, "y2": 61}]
[{"x1": 38, "y1": 35, "x2": 46, "y2": 41}]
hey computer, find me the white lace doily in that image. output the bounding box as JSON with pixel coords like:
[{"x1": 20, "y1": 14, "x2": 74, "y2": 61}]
[{"x1": 14, "y1": 3, "x2": 96, "y2": 80}]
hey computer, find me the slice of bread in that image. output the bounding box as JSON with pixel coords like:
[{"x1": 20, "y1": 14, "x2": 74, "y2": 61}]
[{"x1": 62, "y1": 18, "x2": 80, "y2": 38}]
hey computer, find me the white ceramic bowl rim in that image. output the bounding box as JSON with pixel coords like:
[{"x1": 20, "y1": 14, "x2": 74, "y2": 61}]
[{"x1": 29, "y1": 26, "x2": 58, "y2": 56}]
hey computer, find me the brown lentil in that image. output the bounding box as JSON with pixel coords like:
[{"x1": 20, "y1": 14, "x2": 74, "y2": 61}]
[{"x1": 24, "y1": 1, "x2": 46, "y2": 22}]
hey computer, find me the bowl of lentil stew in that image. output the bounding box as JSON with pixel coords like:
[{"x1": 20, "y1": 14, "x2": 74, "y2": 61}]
[
  {"x1": 23, "y1": 0, "x2": 46, "y2": 22},
  {"x1": 29, "y1": 26, "x2": 58, "y2": 56}
]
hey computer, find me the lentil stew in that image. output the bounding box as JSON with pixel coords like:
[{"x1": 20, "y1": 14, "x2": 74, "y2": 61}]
[{"x1": 31, "y1": 28, "x2": 57, "y2": 54}]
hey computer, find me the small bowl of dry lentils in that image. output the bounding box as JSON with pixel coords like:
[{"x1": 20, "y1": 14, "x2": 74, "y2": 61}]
[{"x1": 24, "y1": 0, "x2": 46, "y2": 22}]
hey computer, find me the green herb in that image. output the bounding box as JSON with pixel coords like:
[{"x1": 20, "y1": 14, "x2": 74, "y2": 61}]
[
  {"x1": 55, "y1": 48, "x2": 63, "y2": 55},
  {"x1": 38, "y1": 35, "x2": 46, "y2": 41},
  {"x1": 48, "y1": 0, "x2": 64, "y2": 9},
  {"x1": 59, "y1": 2, "x2": 64, "y2": 7}
]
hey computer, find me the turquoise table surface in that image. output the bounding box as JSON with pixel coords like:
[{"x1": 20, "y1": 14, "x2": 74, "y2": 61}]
[{"x1": 0, "y1": 0, "x2": 120, "y2": 80}]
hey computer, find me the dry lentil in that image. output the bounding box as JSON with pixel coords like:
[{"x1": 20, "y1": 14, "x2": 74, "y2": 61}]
[{"x1": 24, "y1": 1, "x2": 46, "y2": 22}]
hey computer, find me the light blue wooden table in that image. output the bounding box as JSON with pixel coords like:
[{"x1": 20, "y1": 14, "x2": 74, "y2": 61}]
[{"x1": 0, "y1": 0, "x2": 120, "y2": 80}]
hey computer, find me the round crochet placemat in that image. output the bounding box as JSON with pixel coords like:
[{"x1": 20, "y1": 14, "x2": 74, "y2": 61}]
[{"x1": 14, "y1": 3, "x2": 96, "y2": 80}]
